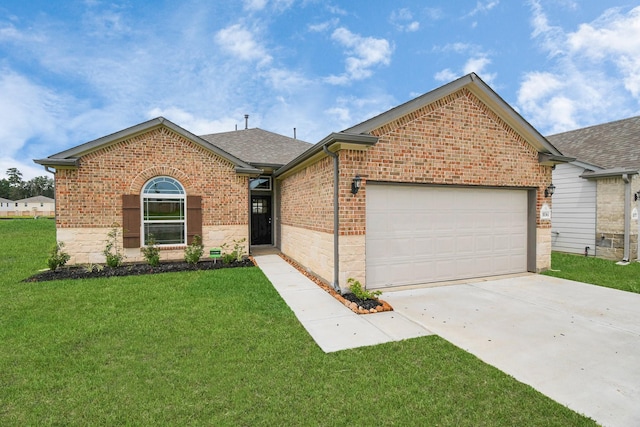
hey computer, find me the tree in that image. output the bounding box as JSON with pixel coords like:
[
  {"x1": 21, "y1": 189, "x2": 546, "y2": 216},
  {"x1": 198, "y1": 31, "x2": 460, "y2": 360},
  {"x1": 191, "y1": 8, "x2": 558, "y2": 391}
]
[
  {"x1": 0, "y1": 179, "x2": 9, "y2": 199},
  {"x1": 6, "y1": 168, "x2": 24, "y2": 200},
  {"x1": 24, "y1": 176, "x2": 55, "y2": 198},
  {"x1": 0, "y1": 169, "x2": 55, "y2": 200}
]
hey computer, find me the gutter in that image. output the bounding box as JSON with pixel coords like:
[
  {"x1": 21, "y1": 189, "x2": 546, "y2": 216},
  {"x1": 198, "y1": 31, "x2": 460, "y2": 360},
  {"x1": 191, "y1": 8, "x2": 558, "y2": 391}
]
[
  {"x1": 322, "y1": 145, "x2": 341, "y2": 292},
  {"x1": 274, "y1": 132, "x2": 377, "y2": 178}
]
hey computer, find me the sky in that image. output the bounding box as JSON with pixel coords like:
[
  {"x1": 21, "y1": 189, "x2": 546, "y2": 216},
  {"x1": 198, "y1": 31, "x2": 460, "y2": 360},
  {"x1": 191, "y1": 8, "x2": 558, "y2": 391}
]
[{"x1": 2, "y1": 0, "x2": 640, "y2": 180}]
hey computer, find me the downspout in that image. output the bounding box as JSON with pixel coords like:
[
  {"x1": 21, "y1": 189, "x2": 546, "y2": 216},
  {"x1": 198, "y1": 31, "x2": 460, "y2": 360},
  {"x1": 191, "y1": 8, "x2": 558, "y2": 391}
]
[
  {"x1": 637, "y1": 190, "x2": 640, "y2": 262},
  {"x1": 622, "y1": 174, "x2": 631, "y2": 262},
  {"x1": 322, "y1": 145, "x2": 341, "y2": 292}
]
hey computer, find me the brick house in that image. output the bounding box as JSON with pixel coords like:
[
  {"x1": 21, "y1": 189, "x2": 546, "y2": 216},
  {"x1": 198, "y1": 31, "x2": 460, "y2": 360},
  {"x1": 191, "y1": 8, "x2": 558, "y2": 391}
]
[
  {"x1": 547, "y1": 116, "x2": 640, "y2": 261},
  {"x1": 35, "y1": 73, "x2": 567, "y2": 290}
]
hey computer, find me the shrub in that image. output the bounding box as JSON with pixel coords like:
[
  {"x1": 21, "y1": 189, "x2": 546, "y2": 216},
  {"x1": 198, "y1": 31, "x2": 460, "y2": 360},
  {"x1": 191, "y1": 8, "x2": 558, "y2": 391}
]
[
  {"x1": 47, "y1": 242, "x2": 70, "y2": 271},
  {"x1": 140, "y1": 235, "x2": 160, "y2": 267},
  {"x1": 103, "y1": 224, "x2": 125, "y2": 268},
  {"x1": 347, "y1": 278, "x2": 382, "y2": 300},
  {"x1": 221, "y1": 238, "x2": 247, "y2": 264},
  {"x1": 184, "y1": 235, "x2": 204, "y2": 265}
]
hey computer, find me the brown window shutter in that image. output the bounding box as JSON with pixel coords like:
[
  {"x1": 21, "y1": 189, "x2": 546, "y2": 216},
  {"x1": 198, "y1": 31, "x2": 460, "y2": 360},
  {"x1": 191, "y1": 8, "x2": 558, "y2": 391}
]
[
  {"x1": 187, "y1": 195, "x2": 202, "y2": 244},
  {"x1": 122, "y1": 194, "x2": 141, "y2": 248}
]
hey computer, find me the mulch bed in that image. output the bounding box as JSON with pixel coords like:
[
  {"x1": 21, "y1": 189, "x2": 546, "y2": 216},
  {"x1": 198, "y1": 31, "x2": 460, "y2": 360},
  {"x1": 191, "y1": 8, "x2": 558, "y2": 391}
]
[
  {"x1": 23, "y1": 258, "x2": 255, "y2": 282},
  {"x1": 278, "y1": 253, "x2": 393, "y2": 315},
  {"x1": 22, "y1": 253, "x2": 393, "y2": 315}
]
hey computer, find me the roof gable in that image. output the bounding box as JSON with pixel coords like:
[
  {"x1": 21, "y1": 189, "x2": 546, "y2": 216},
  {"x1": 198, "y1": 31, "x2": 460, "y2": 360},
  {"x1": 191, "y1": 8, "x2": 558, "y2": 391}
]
[
  {"x1": 546, "y1": 115, "x2": 640, "y2": 170},
  {"x1": 34, "y1": 117, "x2": 261, "y2": 175},
  {"x1": 344, "y1": 73, "x2": 562, "y2": 156}
]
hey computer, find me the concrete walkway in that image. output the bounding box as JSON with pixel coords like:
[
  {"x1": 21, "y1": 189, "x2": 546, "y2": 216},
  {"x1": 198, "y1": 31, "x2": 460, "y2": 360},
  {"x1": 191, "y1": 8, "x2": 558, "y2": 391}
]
[
  {"x1": 253, "y1": 254, "x2": 431, "y2": 352},
  {"x1": 254, "y1": 254, "x2": 640, "y2": 427}
]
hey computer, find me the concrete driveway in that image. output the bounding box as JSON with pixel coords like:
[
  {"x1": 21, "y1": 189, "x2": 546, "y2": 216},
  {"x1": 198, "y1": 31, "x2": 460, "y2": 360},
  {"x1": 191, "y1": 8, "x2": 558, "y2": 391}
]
[{"x1": 382, "y1": 274, "x2": 640, "y2": 427}]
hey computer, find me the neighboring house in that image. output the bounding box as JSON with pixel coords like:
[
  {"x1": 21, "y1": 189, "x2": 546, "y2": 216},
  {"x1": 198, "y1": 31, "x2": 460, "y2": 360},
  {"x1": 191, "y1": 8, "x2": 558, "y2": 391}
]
[
  {"x1": 2, "y1": 196, "x2": 55, "y2": 217},
  {"x1": 547, "y1": 116, "x2": 640, "y2": 261},
  {"x1": 0, "y1": 197, "x2": 13, "y2": 215},
  {"x1": 35, "y1": 73, "x2": 566, "y2": 290}
]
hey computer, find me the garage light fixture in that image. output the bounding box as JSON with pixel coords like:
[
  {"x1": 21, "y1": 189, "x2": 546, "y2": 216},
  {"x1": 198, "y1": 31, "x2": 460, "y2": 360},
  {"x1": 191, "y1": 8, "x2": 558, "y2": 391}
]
[
  {"x1": 544, "y1": 184, "x2": 556, "y2": 198},
  {"x1": 351, "y1": 175, "x2": 362, "y2": 194}
]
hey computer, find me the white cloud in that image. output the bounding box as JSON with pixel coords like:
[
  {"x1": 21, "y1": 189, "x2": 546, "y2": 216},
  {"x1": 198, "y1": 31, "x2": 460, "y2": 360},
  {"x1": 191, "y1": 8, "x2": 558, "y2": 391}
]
[
  {"x1": 326, "y1": 27, "x2": 393, "y2": 84},
  {"x1": 433, "y1": 44, "x2": 496, "y2": 84},
  {"x1": 390, "y1": 9, "x2": 420, "y2": 32},
  {"x1": 517, "y1": 71, "x2": 579, "y2": 133},
  {"x1": 243, "y1": 0, "x2": 268, "y2": 11},
  {"x1": 325, "y1": 106, "x2": 351, "y2": 123},
  {"x1": 214, "y1": 24, "x2": 272, "y2": 65},
  {"x1": 434, "y1": 68, "x2": 458, "y2": 82},
  {"x1": 262, "y1": 68, "x2": 311, "y2": 91},
  {"x1": 566, "y1": 6, "x2": 640, "y2": 97},
  {"x1": 0, "y1": 71, "x2": 60, "y2": 157},
  {"x1": 466, "y1": 1, "x2": 500, "y2": 18},
  {"x1": 518, "y1": 3, "x2": 640, "y2": 133},
  {"x1": 463, "y1": 56, "x2": 496, "y2": 83},
  {"x1": 326, "y1": 5, "x2": 348, "y2": 16},
  {"x1": 147, "y1": 107, "x2": 239, "y2": 135},
  {"x1": 0, "y1": 22, "x2": 45, "y2": 43},
  {"x1": 424, "y1": 8, "x2": 444, "y2": 21},
  {"x1": 308, "y1": 18, "x2": 339, "y2": 33}
]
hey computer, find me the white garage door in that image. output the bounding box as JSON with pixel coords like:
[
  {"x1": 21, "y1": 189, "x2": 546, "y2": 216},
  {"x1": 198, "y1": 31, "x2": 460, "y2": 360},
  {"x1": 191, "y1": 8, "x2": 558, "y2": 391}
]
[{"x1": 366, "y1": 185, "x2": 528, "y2": 289}]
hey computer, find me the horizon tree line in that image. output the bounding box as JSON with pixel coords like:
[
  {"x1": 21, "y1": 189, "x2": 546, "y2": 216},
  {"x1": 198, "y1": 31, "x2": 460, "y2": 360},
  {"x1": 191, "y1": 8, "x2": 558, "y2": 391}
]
[{"x1": 0, "y1": 168, "x2": 55, "y2": 200}]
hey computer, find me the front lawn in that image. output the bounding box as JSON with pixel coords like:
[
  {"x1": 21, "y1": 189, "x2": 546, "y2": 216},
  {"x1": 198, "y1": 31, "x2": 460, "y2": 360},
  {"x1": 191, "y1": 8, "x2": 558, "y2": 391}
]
[
  {"x1": 544, "y1": 251, "x2": 640, "y2": 294},
  {"x1": 0, "y1": 219, "x2": 596, "y2": 426}
]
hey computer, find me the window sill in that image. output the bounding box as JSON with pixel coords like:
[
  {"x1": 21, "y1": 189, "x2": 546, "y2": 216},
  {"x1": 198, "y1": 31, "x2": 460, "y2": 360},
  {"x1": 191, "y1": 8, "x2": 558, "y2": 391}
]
[{"x1": 155, "y1": 245, "x2": 187, "y2": 251}]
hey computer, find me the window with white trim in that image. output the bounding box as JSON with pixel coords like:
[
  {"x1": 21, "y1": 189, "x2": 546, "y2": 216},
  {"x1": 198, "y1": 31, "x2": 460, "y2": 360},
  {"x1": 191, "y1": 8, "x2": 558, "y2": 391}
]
[{"x1": 142, "y1": 177, "x2": 186, "y2": 245}]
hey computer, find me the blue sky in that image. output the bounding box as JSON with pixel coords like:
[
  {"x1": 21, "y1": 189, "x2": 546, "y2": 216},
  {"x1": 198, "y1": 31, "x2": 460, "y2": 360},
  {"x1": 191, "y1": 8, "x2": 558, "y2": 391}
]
[{"x1": 2, "y1": 0, "x2": 640, "y2": 179}]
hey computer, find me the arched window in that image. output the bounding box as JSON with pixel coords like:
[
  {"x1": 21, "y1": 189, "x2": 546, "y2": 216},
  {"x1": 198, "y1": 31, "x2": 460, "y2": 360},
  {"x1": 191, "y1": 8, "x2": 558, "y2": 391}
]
[{"x1": 142, "y1": 177, "x2": 186, "y2": 245}]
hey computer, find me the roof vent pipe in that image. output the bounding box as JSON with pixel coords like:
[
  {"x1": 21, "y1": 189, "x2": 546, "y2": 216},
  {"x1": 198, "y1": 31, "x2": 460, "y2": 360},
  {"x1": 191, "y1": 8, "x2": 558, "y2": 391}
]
[
  {"x1": 244, "y1": 114, "x2": 249, "y2": 130},
  {"x1": 294, "y1": 127, "x2": 297, "y2": 139}
]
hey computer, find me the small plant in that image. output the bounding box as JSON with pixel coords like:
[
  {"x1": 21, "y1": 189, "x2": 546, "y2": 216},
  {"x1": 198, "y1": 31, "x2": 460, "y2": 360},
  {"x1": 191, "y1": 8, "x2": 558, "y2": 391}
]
[
  {"x1": 220, "y1": 238, "x2": 247, "y2": 264},
  {"x1": 47, "y1": 242, "x2": 70, "y2": 271},
  {"x1": 83, "y1": 263, "x2": 104, "y2": 273},
  {"x1": 222, "y1": 252, "x2": 236, "y2": 265},
  {"x1": 184, "y1": 235, "x2": 204, "y2": 265},
  {"x1": 347, "y1": 278, "x2": 382, "y2": 300},
  {"x1": 103, "y1": 224, "x2": 125, "y2": 268},
  {"x1": 141, "y1": 235, "x2": 160, "y2": 267}
]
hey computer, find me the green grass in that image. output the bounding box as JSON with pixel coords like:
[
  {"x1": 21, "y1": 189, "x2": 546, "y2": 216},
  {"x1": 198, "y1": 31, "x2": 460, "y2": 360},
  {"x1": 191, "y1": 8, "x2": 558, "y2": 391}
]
[
  {"x1": 545, "y1": 251, "x2": 640, "y2": 294},
  {"x1": 0, "y1": 220, "x2": 596, "y2": 426}
]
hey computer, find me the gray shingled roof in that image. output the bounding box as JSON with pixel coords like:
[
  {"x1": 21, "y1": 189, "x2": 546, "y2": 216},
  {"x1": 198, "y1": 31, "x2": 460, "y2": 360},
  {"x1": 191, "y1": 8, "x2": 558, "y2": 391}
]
[
  {"x1": 15, "y1": 196, "x2": 55, "y2": 203},
  {"x1": 546, "y1": 116, "x2": 640, "y2": 170},
  {"x1": 199, "y1": 128, "x2": 312, "y2": 166}
]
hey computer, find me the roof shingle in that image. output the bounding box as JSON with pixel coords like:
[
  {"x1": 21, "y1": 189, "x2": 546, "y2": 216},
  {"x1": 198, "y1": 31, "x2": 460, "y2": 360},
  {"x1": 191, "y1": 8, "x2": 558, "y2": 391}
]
[
  {"x1": 546, "y1": 115, "x2": 640, "y2": 170},
  {"x1": 199, "y1": 128, "x2": 312, "y2": 166}
]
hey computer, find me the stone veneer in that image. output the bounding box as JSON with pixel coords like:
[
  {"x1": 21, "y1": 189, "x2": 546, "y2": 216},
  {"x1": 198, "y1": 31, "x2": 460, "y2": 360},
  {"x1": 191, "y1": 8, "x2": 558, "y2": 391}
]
[
  {"x1": 595, "y1": 176, "x2": 640, "y2": 260},
  {"x1": 279, "y1": 88, "x2": 553, "y2": 288},
  {"x1": 59, "y1": 225, "x2": 248, "y2": 265}
]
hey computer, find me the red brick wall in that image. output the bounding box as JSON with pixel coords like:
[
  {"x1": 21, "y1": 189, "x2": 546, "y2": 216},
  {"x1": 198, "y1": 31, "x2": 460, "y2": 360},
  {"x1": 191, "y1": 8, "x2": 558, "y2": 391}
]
[
  {"x1": 280, "y1": 88, "x2": 551, "y2": 235},
  {"x1": 279, "y1": 156, "x2": 335, "y2": 233},
  {"x1": 55, "y1": 126, "x2": 248, "y2": 229}
]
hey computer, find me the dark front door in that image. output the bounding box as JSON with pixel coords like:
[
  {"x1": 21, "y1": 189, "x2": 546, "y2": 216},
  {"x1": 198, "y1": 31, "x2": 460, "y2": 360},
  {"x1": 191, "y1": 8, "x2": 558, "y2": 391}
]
[{"x1": 251, "y1": 195, "x2": 272, "y2": 245}]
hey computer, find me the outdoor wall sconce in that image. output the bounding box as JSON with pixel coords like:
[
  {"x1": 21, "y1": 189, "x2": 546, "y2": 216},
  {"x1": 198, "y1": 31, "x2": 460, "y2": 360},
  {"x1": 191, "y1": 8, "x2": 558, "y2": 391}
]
[
  {"x1": 544, "y1": 184, "x2": 556, "y2": 198},
  {"x1": 351, "y1": 175, "x2": 362, "y2": 194}
]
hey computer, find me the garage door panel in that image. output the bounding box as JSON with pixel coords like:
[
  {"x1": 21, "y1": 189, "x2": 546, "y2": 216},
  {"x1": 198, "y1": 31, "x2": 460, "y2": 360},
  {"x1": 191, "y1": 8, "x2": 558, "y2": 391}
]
[{"x1": 367, "y1": 185, "x2": 528, "y2": 289}]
